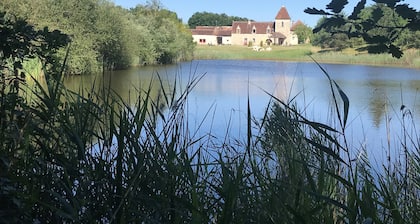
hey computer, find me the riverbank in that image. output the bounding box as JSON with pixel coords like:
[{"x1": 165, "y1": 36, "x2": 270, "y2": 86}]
[{"x1": 193, "y1": 44, "x2": 420, "y2": 69}]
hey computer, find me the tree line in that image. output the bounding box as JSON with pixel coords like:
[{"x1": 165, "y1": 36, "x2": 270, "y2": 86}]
[
  {"x1": 188, "y1": 11, "x2": 250, "y2": 28},
  {"x1": 0, "y1": 0, "x2": 195, "y2": 75}
]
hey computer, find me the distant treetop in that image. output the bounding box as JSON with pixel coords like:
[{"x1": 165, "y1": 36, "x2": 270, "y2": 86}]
[{"x1": 188, "y1": 12, "x2": 250, "y2": 28}]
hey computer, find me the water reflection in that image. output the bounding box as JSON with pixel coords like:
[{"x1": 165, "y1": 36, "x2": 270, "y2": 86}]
[
  {"x1": 63, "y1": 60, "x2": 420, "y2": 159},
  {"x1": 366, "y1": 80, "x2": 390, "y2": 127},
  {"x1": 64, "y1": 67, "x2": 165, "y2": 104}
]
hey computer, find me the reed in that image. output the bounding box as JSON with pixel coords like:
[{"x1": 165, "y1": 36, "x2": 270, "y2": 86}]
[{"x1": 1, "y1": 55, "x2": 420, "y2": 223}]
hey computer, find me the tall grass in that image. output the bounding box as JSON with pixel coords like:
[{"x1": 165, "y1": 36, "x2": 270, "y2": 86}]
[{"x1": 1, "y1": 55, "x2": 420, "y2": 223}]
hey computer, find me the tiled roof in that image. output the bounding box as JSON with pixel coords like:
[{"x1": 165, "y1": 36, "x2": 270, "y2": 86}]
[
  {"x1": 291, "y1": 20, "x2": 304, "y2": 31},
  {"x1": 275, "y1": 6, "x2": 291, "y2": 20},
  {"x1": 191, "y1": 26, "x2": 214, "y2": 35},
  {"x1": 216, "y1": 26, "x2": 233, "y2": 36},
  {"x1": 231, "y1": 21, "x2": 274, "y2": 34},
  {"x1": 191, "y1": 26, "x2": 232, "y2": 36},
  {"x1": 271, "y1": 32, "x2": 286, "y2": 38}
]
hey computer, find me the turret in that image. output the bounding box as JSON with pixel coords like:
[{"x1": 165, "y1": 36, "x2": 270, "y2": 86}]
[{"x1": 275, "y1": 6, "x2": 291, "y2": 36}]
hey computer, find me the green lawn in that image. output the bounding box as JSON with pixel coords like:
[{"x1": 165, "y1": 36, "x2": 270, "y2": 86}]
[
  {"x1": 193, "y1": 44, "x2": 312, "y2": 61},
  {"x1": 193, "y1": 44, "x2": 420, "y2": 69}
]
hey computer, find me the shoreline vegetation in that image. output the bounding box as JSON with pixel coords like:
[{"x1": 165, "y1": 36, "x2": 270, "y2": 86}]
[
  {"x1": 3, "y1": 57, "x2": 420, "y2": 222},
  {"x1": 2, "y1": 0, "x2": 420, "y2": 222},
  {"x1": 0, "y1": 1, "x2": 195, "y2": 75},
  {"x1": 193, "y1": 44, "x2": 420, "y2": 69}
]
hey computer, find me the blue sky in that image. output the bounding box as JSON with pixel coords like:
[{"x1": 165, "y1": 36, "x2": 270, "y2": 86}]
[{"x1": 113, "y1": 0, "x2": 420, "y2": 27}]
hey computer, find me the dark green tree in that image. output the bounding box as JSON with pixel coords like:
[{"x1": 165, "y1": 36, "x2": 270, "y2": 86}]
[
  {"x1": 188, "y1": 11, "x2": 250, "y2": 28},
  {"x1": 305, "y1": 0, "x2": 420, "y2": 58}
]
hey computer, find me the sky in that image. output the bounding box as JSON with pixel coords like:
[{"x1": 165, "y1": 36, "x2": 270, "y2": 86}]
[{"x1": 113, "y1": 0, "x2": 420, "y2": 28}]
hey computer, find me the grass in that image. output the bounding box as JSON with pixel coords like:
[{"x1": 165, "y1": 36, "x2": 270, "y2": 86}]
[
  {"x1": 2, "y1": 54, "x2": 420, "y2": 223},
  {"x1": 194, "y1": 44, "x2": 420, "y2": 69},
  {"x1": 194, "y1": 44, "x2": 313, "y2": 61}
]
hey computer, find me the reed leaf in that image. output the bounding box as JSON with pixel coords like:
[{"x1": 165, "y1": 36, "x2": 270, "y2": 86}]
[
  {"x1": 304, "y1": 137, "x2": 346, "y2": 164},
  {"x1": 310, "y1": 56, "x2": 349, "y2": 130}
]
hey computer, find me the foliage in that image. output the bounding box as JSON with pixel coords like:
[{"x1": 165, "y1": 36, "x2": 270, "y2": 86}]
[
  {"x1": 0, "y1": 0, "x2": 195, "y2": 74},
  {"x1": 30, "y1": 0, "x2": 102, "y2": 74},
  {"x1": 305, "y1": 0, "x2": 420, "y2": 58},
  {"x1": 94, "y1": 2, "x2": 143, "y2": 70},
  {"x1": 2, "y1": 20, "x2": 420, "y2": 221},
  {"x1": 2, "y1": 2, "x2": 420, "y2": 223},
  {"x1": 0, "y1": 12, "x2": 69, "y2": 223},
  {"x1": 395, "y1": 29, "x2": 420, "y2": 49},
  {"x1": 188, "y1": 11, "x2": 250, "y2": 28},
  {"x1": 312, "y1": 17, "x2": 364, "y2": 50},
  {"x1": 130, "y1": 3, "x2": 195, "y2": 64},
  {"x1": 293, "y1": 22, "x2": 313, "y2": 44},
  {"x1": 0, "y1": 12, "x2": 69, "y2": 66}
]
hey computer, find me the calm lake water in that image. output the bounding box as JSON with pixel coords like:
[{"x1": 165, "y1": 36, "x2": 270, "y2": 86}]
[{"x1": 65, "y1": 60, "x2": 420, "y2": 163}]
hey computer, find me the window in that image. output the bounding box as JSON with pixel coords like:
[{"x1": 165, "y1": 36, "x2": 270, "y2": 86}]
[
  {"x1": 236, "y1": 26, "x2": 241, "y2": 34},
  {"x1": 252, "y1": 26, "x2": 256, "y2": 34},
  {"x1": 199, "y1": 39, "x2": 206, "y2": 44},
  {"x1": 266, "y1": 27, "x2": 271, "y2": 33},
  {"x1": 282, "y1": 21, "x2": 284, "y2": 27}
]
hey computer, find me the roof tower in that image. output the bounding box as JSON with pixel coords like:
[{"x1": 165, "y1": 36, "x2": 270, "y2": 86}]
[{"x1": 275, "y1": 6, "x2": 291, "y2": 20}]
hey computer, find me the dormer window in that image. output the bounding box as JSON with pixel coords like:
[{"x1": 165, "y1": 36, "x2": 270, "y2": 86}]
[
  {"x1": 266, "y1": 26, "x2": 271, "y2": 33},
  {"x1": 236, "y1": 26, "x2": 241, "y2": 34},
  {"x1": 252, "y1": 26, "x2": 256, "y2": 34}
]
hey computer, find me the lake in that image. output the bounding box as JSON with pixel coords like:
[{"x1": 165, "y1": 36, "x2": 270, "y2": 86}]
[{"x1": 65, "y1": 60, "x2": 420, "y2": 164}]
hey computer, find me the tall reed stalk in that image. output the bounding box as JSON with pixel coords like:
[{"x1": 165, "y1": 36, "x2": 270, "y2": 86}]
[{"x1": 1, "y1": 54, "x2": 420, "y2": 223}]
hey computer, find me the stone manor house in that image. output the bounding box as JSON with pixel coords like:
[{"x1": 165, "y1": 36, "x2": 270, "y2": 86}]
[{"x1": 191, "y1": 6, "x2": 299, "y2": 46}]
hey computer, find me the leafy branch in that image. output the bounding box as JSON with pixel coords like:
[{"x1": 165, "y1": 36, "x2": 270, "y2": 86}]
[{"x1": 305, "y1": 0, "x2": 419, "y2": 58}]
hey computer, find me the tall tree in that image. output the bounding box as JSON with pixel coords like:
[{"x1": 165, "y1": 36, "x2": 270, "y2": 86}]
[
  {"x1": 131, "y1": 4, "x2": 194, "y2": 64},
  {"x1": 94, "y1": 2, "x2": 138, "y2": 70}
]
